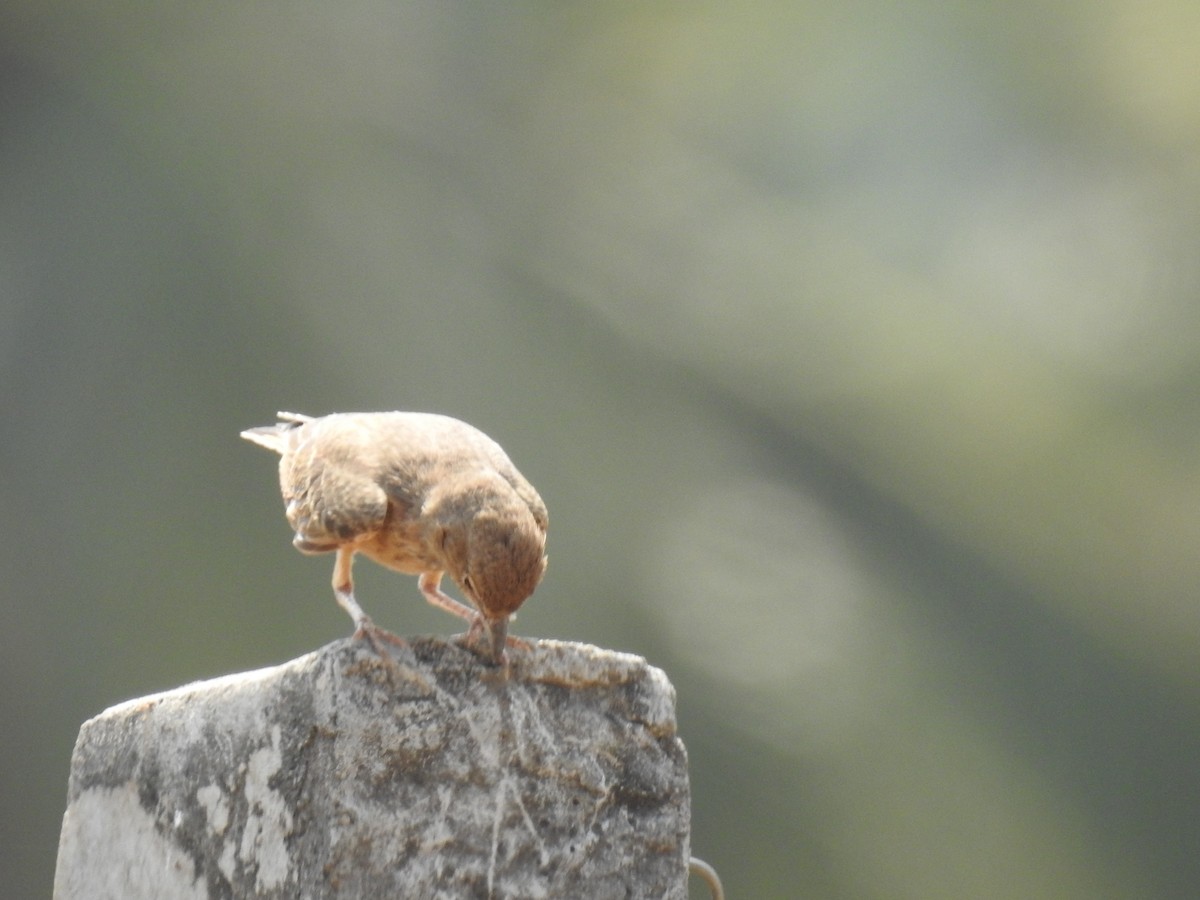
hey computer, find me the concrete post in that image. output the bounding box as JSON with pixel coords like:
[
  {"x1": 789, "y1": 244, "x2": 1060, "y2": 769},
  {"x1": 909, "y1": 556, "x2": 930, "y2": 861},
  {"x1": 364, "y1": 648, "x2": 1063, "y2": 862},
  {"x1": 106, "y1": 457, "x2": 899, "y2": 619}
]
[{"x1": 54, "y1": 637, "x2": 690, "y2": 899}]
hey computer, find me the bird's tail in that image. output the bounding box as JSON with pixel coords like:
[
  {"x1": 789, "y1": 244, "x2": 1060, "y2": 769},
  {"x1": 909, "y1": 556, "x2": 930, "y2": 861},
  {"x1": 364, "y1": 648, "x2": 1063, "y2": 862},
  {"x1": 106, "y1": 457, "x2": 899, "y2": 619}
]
[{"x1": 240, "y1": 411, "x2": 313, "y2": 454}]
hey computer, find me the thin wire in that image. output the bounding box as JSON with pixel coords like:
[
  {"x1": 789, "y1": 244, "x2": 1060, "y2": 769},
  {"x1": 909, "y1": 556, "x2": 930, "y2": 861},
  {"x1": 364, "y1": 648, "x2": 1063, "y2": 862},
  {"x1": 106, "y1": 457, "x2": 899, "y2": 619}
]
[{"x1": 689, "y1": 856, "x2": 725, "y2": 900}]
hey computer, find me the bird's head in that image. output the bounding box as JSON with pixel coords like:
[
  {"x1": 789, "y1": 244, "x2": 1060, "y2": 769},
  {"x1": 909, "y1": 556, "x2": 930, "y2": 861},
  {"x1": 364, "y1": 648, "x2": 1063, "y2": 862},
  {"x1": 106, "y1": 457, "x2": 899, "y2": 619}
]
[{"x1": 450, "y1": 502, "x2": 547, "y2": 662}]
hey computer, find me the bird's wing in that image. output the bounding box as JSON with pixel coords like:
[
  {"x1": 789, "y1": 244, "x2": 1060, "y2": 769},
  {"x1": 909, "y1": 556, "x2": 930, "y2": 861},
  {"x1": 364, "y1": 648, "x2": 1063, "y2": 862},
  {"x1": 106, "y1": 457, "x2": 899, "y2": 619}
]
[{"x1": 280, "y1": 421, "x2": 391, "y2": 549}]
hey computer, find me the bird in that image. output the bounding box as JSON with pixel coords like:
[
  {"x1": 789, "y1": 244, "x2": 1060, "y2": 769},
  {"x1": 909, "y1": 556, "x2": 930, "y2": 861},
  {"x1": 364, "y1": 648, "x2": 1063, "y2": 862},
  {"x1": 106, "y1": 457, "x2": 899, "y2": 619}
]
[{"x1": 241, "y1": 411, "x2": 548, "y2": 665}]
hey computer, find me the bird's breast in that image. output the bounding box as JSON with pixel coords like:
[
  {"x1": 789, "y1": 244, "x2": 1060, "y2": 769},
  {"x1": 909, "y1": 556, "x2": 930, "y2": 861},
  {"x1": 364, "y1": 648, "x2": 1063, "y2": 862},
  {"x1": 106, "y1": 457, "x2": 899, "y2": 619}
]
[{"x1": 356, "y1": 521, "x2": 442, "y2": 576}]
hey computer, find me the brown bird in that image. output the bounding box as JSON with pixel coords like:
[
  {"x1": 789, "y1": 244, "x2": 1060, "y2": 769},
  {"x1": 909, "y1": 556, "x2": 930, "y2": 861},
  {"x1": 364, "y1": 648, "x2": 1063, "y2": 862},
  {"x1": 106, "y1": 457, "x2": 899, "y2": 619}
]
[{"x1": 241, "y1": 411, "x2": 548, "y2": 664}]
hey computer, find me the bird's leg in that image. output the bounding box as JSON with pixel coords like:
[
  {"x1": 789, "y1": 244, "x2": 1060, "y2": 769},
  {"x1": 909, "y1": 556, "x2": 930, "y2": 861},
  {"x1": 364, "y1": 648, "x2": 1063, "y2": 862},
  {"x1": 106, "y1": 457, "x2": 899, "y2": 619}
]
[
  {"x1": 418, "y1": 571, "x2": 483, "y2": 623},
  {"x1": 417, "y1": 572, "x2": 528, "y2": 664},
  {"x1": 333, "y1": 547, "x2": 406, "y2": 653},
  {"x1": 332, "y1": 547, "x2": 370, "y2": 630},
  {"x1": 417, "y1": 571, "x2": 500, "y2": 661}
]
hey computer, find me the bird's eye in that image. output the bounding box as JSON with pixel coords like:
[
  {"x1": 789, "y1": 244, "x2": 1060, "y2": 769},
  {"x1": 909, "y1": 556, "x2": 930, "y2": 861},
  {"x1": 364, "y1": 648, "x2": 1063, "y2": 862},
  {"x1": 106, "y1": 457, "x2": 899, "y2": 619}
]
[{"x1": 462, "y1": 575, "x2": 475, "y2": 593}]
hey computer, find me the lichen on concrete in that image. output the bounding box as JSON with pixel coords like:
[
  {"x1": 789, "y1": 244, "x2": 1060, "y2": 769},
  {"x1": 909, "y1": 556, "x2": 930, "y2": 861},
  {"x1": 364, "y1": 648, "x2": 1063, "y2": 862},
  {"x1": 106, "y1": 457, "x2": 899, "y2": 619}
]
[{"x1": 54, "y1": 637, "x2": 690, "y2": 899}]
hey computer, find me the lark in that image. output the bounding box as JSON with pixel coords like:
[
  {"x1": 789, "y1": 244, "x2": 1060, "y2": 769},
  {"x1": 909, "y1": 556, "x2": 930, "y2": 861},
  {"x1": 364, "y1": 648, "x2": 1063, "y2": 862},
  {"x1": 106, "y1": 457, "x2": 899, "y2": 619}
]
[{"x1": 242, "y1": 412, "x2": 547, "y2": 664}]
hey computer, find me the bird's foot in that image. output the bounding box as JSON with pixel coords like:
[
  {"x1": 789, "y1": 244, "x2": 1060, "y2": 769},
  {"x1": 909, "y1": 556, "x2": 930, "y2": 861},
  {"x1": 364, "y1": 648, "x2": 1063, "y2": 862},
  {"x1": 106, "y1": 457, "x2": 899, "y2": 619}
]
[
  {"x1": 353, "y1": 616, "x2": 408, "y2": 659},
  {"x1": 349, "y1": 617, "x2": 438, "y2": 689},
  {"x1": 454, "y1": 616, "x2": 531, "y2": 667},
  {"x1": 336, "y1": 579, "x2": 407, "y2": 658}
]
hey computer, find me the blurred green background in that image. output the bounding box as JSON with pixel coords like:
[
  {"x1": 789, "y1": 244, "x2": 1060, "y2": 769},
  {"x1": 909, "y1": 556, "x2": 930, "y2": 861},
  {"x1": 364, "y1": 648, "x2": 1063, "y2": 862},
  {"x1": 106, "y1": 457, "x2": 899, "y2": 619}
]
[{"x1": 5, "y1": 3, "x2": 1200, "y2": 897}]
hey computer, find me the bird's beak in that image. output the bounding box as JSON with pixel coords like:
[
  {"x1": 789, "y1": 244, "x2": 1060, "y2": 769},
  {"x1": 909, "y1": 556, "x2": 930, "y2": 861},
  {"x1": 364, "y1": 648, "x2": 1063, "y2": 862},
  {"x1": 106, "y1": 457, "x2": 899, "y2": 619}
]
[{"x1": 486, "y1": 616, "x2": 508, "y2": 665}]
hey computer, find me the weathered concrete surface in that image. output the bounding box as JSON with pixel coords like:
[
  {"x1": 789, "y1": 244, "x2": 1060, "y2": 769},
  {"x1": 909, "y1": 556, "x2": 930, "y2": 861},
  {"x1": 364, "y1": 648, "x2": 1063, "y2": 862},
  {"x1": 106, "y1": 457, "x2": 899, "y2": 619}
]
[{"x1": 54, "y1": 638, "x2": 689, "y2": 899}]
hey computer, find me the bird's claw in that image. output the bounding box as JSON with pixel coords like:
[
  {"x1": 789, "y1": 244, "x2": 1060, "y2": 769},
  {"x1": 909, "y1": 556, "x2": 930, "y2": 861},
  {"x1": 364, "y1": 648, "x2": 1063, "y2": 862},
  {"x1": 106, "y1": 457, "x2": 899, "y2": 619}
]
[
  {"x1": 454, "y1": 620, "x2": 531, "y2": 667},
  {"x1": 353, "y1": 618, "x2": 408, "y2": 659}
]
